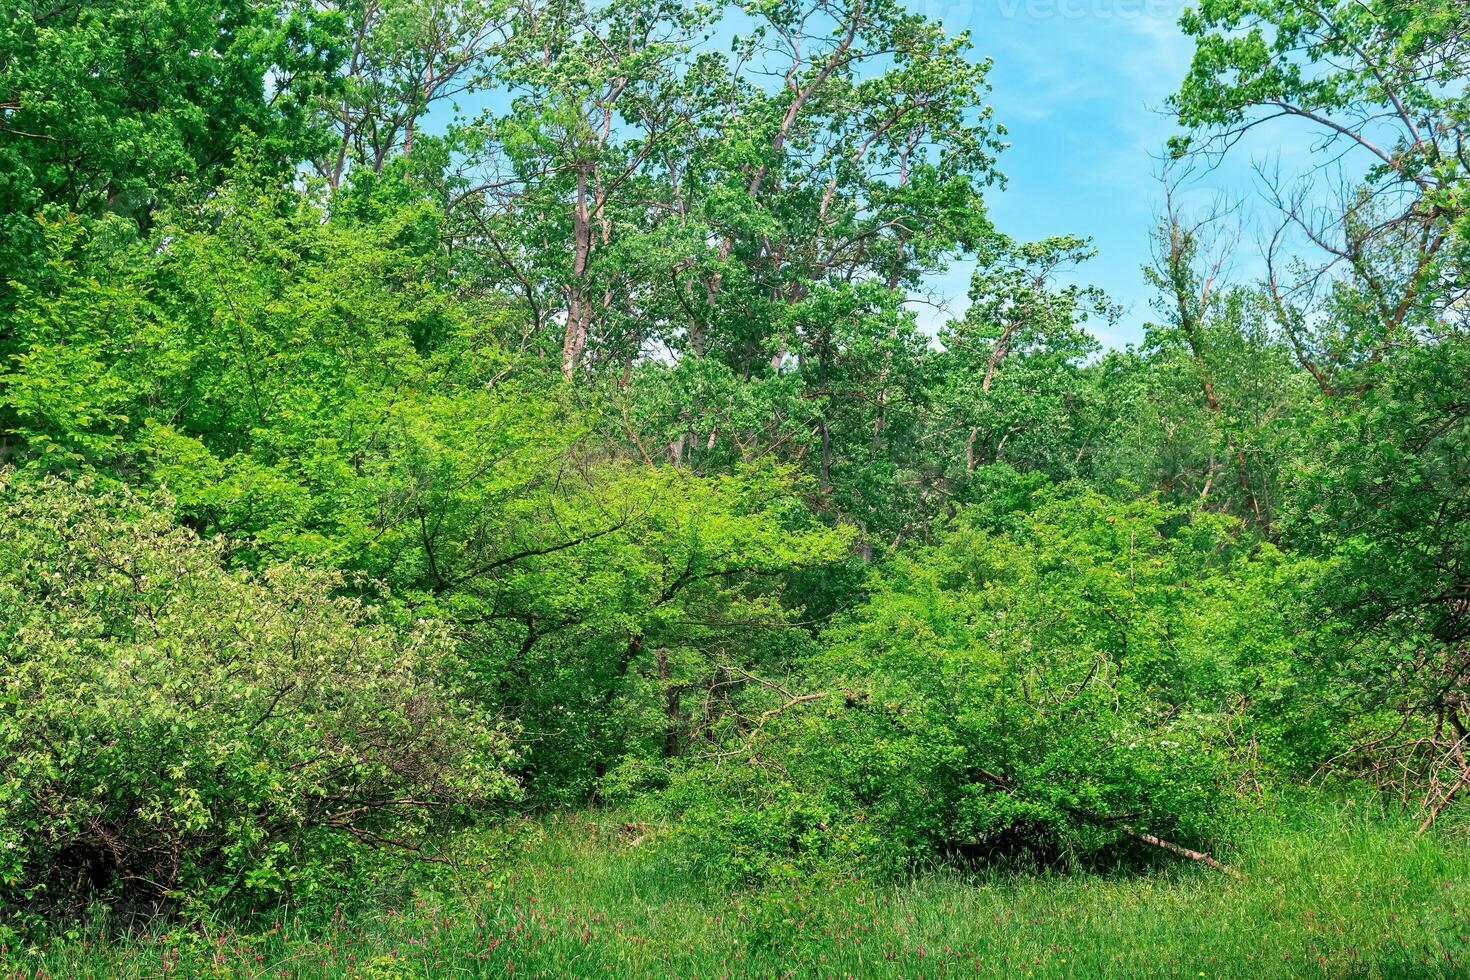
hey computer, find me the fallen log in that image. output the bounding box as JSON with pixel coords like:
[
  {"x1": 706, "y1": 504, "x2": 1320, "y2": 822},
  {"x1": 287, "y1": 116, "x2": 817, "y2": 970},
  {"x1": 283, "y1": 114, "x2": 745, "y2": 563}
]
[{"x1": 1121, "y1": 825, "x2": 1241, "y2": 878}]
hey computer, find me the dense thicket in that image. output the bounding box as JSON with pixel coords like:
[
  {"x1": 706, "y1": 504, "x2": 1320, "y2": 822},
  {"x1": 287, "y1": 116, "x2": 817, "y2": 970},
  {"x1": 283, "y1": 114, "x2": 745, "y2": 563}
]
[
  {"x1": 0, "y1": 474, "x2": 517, "y2": 915},
  {"x1": 1, "y1": 0, "x2": 1466, "y2": 921}
]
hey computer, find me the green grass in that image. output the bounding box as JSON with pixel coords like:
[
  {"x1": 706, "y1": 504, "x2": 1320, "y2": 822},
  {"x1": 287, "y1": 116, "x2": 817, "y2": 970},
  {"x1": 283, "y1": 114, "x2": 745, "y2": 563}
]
[{"x1": 5, "y1": 799, "x2": 1468, "y2": 978}]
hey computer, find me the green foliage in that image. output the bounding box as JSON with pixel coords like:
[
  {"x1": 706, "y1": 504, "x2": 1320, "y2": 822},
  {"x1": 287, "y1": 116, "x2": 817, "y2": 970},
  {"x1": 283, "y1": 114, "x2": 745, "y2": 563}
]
[
  {"x1": 465, "y1": 461, "x2": 854, "y2": 800},
  {"x1": 0, "y1": 0, "x2": 340, "y2": 294},
  {"x1": 0, "y1": 155, "x2": 856, "y2": 817},
  {"x1": 661, "y1": 489, "x2": 1306, "y2": 880},
  {"x1": 0, "y1": 215, "x2": 161, "y2": 468},
  {"x1": 1276, "y1": 335, "x2": 1470, "y2": 785},
  {"x1": 2, "y1": 160, "x2": 571, "y2": 571},
  {"x1": 4, "y1": 0, "x2": 1470, "y2": 942},
  {"x1": 1167, "y1": 0, "x2": 1470, "y2": 802},
  {"x1": 936, "y1": 235, "x2": 1109, "y2": 487},
  {"x1": 0, "y1": 474, "x2": 518, "y2": 918},
  {"x1": 659, "y1": 771, "x2": 881, "y2": 888}
]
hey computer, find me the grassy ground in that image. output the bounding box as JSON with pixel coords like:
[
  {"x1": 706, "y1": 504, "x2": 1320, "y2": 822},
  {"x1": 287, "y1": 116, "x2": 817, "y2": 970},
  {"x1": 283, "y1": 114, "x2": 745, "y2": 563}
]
[{"x1": 4, "y1": 800, "x2": 1468, "y2": 979}]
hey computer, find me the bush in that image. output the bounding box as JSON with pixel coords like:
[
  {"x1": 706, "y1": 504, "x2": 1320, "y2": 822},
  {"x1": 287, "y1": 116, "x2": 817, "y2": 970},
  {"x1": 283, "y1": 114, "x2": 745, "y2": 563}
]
[
  {"x1": 0, "y1": 474, "x2": 518, "y2": 920},
  {"x1": 659, "y1": 488, "x2": 1291, "y2": 880}
]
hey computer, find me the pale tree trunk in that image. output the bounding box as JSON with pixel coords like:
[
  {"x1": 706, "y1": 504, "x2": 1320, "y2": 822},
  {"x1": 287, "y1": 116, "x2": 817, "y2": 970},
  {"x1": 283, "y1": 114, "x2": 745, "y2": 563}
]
[
  {"x1": 867, "y1": 135, "x2": 919, "y2": 459},
  {"x1": 562, "y1": 165, "x2": 593, "y2": 379}
]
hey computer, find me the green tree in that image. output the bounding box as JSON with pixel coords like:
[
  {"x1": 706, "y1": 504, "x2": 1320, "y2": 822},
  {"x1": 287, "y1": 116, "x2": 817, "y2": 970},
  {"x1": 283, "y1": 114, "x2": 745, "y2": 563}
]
[
  {"x1": 311, "y1": 0, "x2": 504, "y2": 188},
  {"x1": 937, "y1": 235, "x2": 1108, "y2": 486},
  {"x1": 1171, "y1": 0, "x2": 1470, "y2": 819},
  {"x1": 0, "y1": 0, "x2": 340, "y2": 263},
  {"x1": 1172, "y1": 0, "x2": 1468, "y2": 376}
]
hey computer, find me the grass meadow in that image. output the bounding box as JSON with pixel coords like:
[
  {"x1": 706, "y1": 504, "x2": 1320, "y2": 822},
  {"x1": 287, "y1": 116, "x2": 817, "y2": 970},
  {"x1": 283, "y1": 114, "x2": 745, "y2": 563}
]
[{"x1": 5, "y1": 797, "x2": 1467, "y2": 979}]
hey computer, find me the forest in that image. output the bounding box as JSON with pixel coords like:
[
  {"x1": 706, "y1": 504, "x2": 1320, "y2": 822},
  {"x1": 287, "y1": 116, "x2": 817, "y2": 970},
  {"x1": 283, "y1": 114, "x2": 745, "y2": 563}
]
[{"x1": 1, "y1": 0, "x2": 1468, "y2": 974}]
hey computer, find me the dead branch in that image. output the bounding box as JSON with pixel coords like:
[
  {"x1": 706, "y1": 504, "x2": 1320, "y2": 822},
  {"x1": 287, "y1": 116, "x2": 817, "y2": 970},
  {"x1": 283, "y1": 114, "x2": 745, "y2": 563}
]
[{"x1": 1121, "y1": 826, "x2": 1242, "y2": 878}]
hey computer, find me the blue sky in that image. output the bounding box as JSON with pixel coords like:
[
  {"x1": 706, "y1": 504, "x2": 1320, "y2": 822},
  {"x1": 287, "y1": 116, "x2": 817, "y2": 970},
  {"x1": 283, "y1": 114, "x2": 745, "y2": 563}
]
[{"x1": 919, "y1": 0, "x2": 1211, "y2": 347}]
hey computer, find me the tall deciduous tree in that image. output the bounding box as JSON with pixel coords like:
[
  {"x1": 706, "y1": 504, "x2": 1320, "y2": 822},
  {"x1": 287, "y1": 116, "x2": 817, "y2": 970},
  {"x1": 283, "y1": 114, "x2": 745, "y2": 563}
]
[
  {"x1": 311, "y1": 0, "x2": 506, "y2": 187},
  {"x1": 940, "y1": 235, "x2": 1108, "y2": 481},
  {"x1": 1171, "y1": 0, "x2": 1470, "y2": 816}
]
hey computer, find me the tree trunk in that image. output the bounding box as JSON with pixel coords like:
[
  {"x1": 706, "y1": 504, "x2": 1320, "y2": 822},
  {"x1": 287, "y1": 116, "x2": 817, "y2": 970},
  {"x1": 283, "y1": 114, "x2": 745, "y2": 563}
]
[{"x1": 563, "y1": 166, "x2": 594, "y2": 379}]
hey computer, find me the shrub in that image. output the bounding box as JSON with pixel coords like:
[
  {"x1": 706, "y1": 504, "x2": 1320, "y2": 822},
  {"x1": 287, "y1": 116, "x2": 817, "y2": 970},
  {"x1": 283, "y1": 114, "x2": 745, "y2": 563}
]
[
  {"x1": 659, "y1": 488, "x2": 1291, "y2": 880},
  {"x1": 0, "y1": 474, "x2": 518, "y2": 920}
]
